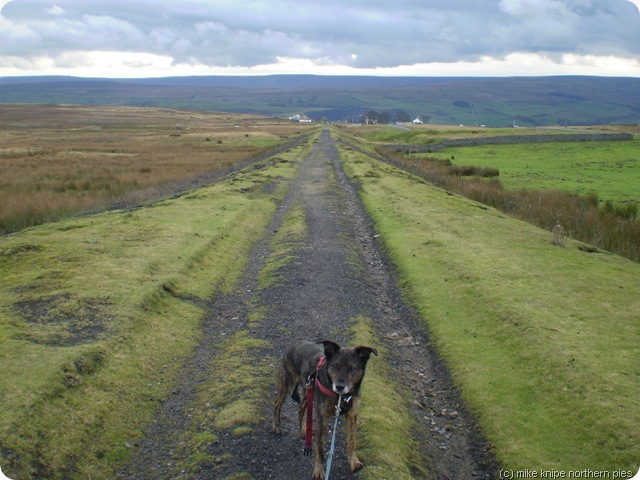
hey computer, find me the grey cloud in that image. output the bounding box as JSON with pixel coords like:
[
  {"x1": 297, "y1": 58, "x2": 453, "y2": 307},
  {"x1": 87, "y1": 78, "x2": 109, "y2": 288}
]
[{"x1": 0, "y1": 0, "x2": 639, "y2": 70}]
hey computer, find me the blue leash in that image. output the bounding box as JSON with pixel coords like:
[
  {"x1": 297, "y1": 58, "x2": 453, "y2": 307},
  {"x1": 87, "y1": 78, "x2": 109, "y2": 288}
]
[{"x1": 324, "y1": 394, "x2": 342, "y2": 480}]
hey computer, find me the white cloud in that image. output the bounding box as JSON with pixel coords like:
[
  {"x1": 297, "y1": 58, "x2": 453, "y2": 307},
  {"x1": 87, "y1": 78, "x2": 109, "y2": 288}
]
[{"x1": 46, "y1": 4, "x2": 65, "y2": 16}]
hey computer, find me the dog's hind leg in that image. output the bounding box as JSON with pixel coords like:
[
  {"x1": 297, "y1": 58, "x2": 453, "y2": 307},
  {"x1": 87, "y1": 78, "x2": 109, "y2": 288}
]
[{"x1": 273, "y1": 358, "x2": 293, "y2": 434}]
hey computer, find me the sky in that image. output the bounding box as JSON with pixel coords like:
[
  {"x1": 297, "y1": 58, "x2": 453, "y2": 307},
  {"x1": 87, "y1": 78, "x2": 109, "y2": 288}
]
[{"x1": 1, "y1": 0, "x2": 640, "y2": 78}]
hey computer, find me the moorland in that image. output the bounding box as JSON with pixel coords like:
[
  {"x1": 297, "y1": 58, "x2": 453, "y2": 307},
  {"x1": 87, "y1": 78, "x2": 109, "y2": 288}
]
[{"x1": 0, "y1": 104, "x2": 313, "y2": 234}]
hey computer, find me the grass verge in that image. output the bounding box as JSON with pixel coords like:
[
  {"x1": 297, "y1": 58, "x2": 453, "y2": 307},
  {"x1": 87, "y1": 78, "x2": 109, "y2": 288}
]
[
  {"x1": 339, "y1": 142, "x2": 640, "y2": 472},
  {"x1": 0, "y1": 134, "x2": 314, "y2": 479},
  {"x1": 350, "y1": 315, "x2": 429, "y2": 479}
]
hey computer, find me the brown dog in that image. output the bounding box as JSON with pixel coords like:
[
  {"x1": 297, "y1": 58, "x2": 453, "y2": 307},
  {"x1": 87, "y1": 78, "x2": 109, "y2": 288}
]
[{"x1": 272, "y1": 340, "x2": 377, "y2": 479}]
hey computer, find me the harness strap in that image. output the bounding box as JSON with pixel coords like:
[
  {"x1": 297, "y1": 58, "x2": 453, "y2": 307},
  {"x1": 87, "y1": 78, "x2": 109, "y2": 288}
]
[
  {"x1": 314, "y1": 357, "x2": 338, "y2": 398},
  {"x1": 304, "y1": 355, "x2": 346, "y2": 456}
]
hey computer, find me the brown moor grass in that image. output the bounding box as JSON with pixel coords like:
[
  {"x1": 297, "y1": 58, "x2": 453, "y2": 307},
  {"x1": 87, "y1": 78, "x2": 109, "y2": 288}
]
[
  {"x1": 376, "y1": 146, "x2": 640, "y2": 263},
  {"x1": 0, "y1": 104, "x2": 312, "y2": 234}
]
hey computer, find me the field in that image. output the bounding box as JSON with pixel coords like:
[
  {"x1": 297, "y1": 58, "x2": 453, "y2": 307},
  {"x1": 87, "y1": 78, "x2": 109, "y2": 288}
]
[
  {"x1": 347, "y1": 124, "x2": 640, "y2": 207},
  {"x1": 343, "y1": 123, "x2": 640, "y2": 261},
  {"x1": 0, "y1": 104, "x2": 314, "y2": 234},
  {"x1": 429, "y1": 140, "x2": 640, "y2": 205},
  {"x1": 344, "y1": 124, "x2": 582, "y2": 145}
]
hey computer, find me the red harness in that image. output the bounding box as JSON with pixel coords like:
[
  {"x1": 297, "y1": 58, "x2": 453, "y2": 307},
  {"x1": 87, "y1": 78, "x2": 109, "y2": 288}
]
[
  {"x1": 304, "y1": 356, "x2": 337, "y2": 454},
  {"x1": 314, "y1": 356, "x2": 338, "y2": 398}
]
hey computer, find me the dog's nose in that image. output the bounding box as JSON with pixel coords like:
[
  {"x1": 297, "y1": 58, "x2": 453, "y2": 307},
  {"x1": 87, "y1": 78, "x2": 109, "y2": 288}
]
[{"x1": 333, "y1": 383, "x2": 348, "y2": 394}]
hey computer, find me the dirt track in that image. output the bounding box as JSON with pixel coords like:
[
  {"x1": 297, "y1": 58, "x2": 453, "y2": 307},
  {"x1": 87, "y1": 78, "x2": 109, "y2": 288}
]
[{"x1": 117, "y1": 129, "x2": 496, "y2": 479}]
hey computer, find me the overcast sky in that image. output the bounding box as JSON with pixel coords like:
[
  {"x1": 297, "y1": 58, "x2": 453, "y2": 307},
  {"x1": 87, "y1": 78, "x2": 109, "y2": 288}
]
[{"x1": 1, "y1": 0, "x2": 640, "y2": 78}]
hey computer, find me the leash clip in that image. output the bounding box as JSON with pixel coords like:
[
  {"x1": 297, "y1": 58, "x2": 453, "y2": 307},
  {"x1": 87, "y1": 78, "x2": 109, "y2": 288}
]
[{"x1": 305, "y1": 375, "x2": 314, "y2": 388}]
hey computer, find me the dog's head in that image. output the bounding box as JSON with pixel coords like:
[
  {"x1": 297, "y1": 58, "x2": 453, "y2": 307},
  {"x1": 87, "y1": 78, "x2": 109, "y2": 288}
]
[{"x1": 320, "y1": 340, "x2": 378, "y2": 396}]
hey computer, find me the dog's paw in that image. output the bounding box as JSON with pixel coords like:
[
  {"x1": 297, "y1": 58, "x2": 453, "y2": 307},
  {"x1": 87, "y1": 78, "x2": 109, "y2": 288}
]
[
  {"x1": 312, "y1": 465, "x2": 325, "y2": 480},
  {"x1": 349, "y1": 457, "x2": 364, "y2": 472}
]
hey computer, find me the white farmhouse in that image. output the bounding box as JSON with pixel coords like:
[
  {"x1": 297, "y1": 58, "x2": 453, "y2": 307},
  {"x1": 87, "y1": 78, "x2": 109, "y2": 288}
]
[{"x1": 289, "y1": 114, "x2": 312, "y2": 123}]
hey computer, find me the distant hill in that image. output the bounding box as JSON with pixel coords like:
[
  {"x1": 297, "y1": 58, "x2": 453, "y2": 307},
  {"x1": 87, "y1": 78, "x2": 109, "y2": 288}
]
[{"x1": 0, "y1": 75, "x2": 639, "y2": 127}]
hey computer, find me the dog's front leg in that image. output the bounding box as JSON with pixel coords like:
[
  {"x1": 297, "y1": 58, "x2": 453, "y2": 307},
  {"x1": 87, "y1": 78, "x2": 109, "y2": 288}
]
[
  {"x1": 346, "y1": 401, "x2": 364, "y2": 472},
  {"x1": 298, "y1": 393, "x2": 307, "y2": 438},
  {"x1": 312, "y1": 409, "x2": 327, "y2": 480}
]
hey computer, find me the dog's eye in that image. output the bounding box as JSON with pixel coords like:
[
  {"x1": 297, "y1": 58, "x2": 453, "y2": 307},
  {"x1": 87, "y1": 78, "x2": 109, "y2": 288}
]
[
  {"x1": 349, "y1": 365, "x2": 356, "y2": 372},
  {"x1": 332, "y1": 363, "x2": 340, "y2": 369}
]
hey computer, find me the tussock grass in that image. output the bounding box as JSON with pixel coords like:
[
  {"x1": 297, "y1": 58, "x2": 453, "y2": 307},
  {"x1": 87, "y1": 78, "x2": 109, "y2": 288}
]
[
  {"x1": 0, "y1": 132, "x2": 312, "y2": 479},
  {"x1": 340, "y1": 143, "x2": 640, "y2": 472},
  {"x1": 0, "y1": 104, "x2": 313, "y2": 234}
]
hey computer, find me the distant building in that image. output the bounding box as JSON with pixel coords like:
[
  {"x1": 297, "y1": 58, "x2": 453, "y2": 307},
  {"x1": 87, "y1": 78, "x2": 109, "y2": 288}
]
[
  {"x1": 412, "y1": 117, "x2": 423, "y2": 124},
  {"x1": 289, "y1": 114, "x2": 313, "y2": 123}
]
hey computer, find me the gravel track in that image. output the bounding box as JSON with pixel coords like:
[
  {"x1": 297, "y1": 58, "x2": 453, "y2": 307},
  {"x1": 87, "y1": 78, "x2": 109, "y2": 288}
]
[{"x1": 117, "y1": 128, "x2": 496, "y2": 479}]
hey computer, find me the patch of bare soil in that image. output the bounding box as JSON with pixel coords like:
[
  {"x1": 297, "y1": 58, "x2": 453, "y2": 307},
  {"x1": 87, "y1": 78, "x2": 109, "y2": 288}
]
[
  {"x1": 117, "y1": 129, "x2": 497, "y2": 479},
  {"x1": 13, "y1": 294, "x2": 113, "y2": 346}
]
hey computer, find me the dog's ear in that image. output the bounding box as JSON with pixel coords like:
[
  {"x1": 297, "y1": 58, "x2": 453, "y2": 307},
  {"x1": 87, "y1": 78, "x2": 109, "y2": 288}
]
[
  {"x1": 354, "y1": 346, "x2": 378, "y2": 364},
  {"x1": 319, "y1": 340, "x2": 341, "y2": 359}
]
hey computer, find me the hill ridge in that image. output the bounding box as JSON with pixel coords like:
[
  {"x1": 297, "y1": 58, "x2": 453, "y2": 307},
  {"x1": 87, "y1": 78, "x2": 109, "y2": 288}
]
[{"x1": 1, "y1": 75, "x2": 639, "y2": 126}]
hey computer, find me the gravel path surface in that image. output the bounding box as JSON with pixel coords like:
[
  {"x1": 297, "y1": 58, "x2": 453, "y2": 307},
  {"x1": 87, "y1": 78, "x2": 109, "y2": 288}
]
[{"x1": 117, "y1": 129, "x2": 496, "y2": 479}]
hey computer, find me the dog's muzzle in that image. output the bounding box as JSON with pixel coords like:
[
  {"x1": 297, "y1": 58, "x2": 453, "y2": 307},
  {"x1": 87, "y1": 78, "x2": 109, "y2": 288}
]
[{"x1": 332, "y1": 383, "x2": 352, "y2": 395}]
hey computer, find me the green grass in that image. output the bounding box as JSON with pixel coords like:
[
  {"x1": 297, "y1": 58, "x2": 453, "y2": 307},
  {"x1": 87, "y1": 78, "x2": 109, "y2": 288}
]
[
  {"x1": 350, "y1": 316, "x2": 429, "y2": 480},
  {"x1": 0, "y1": 134, "x2": 314, "y2": 479},
  {"x1": 429, "y1": 140, "x2": 640, "y2": 205},
  {"x1": 339, "y1": 141, "x2": 640, "y2": 472},
  {"x1": 257, "y1": 195, "x2": 307, "y2": 290}
]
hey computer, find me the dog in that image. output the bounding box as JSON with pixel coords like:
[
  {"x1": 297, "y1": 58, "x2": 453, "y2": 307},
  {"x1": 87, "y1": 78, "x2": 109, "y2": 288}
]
[{"x1": 272, "y1": 340, "x2": 378, "y2": 479}]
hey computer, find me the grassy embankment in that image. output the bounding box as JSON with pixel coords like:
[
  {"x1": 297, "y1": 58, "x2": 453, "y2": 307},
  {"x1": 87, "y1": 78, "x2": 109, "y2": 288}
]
[
  {"x1": 0, "y1": 129, "x2": 316, "y2": 480},
  {"x1": 0, "y1": 104, "x2": 311, "y2": 234},
  {"x1": 338, "y1": 136, "x2": 640, "y2": 473}
]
